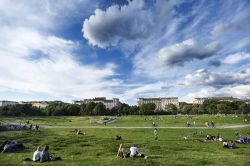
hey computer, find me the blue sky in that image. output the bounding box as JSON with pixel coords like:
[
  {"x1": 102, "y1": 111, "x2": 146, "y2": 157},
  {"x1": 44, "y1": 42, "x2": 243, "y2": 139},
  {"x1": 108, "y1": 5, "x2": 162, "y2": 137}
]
[{"x1": 0, "y1": 0, "x2": 250, "y2": 104}]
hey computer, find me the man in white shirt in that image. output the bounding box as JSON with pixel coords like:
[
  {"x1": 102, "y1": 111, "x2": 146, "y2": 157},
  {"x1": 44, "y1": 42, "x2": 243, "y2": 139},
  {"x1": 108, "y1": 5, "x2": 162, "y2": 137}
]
[{"x1": 130, "y1": 145, "x2": 139, "y2": 157}]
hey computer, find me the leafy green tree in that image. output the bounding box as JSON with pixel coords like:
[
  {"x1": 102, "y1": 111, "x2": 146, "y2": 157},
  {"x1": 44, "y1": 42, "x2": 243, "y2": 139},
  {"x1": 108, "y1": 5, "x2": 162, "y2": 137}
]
[
  {"x1": 239, "y1": 103, "x2": 250, "y2": 114},
  {"x1": 130, "y1": 105, "x2": 139, "y2": 115},
  {"x1": 203, "y1": 99, "x2": 218, "y2": 114},
  {"x1": 182, "y1": 105, "x2": 192, "y2": 114},
  {"x1": 93, "y1": 103, "x2": 106, "y2": 115},
  {"x1": 139, "y1": 103, "x2": 155, "y2": 115},
  {"x1": 165, "y1": 104, "x2": 178, "y2": 114},
  {"x1": 84, "y1": 102, "x2": 96, "y2": 115},
  {"x1": 198, "y1": 104, "x2": 205, "y2": 114},
  {"x1": 79, "y1": 103, "x2": 87, "y2": 115},
  {"x1": 191, "y1": 104, "x2": 199, "y2": 114},
  {"x1": 110, "y1": 106, "x2": 121, "y2": 115},
  {"x1": 66, "y1": 104, "x2": 81, "y2": 116},
  {"x1": 217, "y1": 103, "x2": 229, "y2": 114}
]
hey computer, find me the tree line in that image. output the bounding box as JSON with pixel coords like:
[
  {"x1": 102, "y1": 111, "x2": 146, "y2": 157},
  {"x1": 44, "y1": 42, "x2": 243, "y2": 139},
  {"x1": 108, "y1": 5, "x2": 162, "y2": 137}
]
[{"x1": 0, "y1": 99, "x2": 249, "y2": 117}]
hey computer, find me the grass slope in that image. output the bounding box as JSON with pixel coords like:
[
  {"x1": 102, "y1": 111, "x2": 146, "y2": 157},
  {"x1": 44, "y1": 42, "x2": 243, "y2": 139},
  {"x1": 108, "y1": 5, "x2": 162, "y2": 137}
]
[{"x1": 0, "y1": 115, "x2": 249, "y2": 166}]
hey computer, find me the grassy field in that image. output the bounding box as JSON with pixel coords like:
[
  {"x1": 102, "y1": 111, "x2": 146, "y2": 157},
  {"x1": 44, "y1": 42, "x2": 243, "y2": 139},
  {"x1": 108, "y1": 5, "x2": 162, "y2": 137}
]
[
  {"x1": 2, "y1": 114, "x2": 250, "y2": 127},
  {"x1": 0, "y1": 115, "x2": 249, "y2": 166}
]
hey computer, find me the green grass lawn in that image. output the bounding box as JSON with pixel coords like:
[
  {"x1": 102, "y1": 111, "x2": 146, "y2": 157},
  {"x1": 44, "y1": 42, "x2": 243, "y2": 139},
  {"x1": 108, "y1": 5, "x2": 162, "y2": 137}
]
[
  {"x1": 2, "y1": 114, "x2": 250, "y2": 127},
  {"x1": 0, "y1": 115, "x2": 249, "y2": 166}
]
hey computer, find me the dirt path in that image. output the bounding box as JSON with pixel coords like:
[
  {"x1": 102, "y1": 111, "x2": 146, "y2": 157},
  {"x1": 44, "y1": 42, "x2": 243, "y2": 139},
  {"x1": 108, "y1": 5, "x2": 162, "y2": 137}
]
[{"x1": 42, "y1": 124, "x2": 250, "y2": 129}]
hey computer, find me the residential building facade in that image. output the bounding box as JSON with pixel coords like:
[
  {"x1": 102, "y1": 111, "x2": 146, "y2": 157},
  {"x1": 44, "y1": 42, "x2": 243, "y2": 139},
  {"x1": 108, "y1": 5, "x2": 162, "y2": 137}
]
[
  {"x1": 20, "y1": 101, "x2": 63, "y2": 108},
  {"x1": 0, "y1": 100, "x2": 18, "y2": 107},
  {"x1": 74, "y1": 97, "x2": 121, "y2": 109},
  {"x1": 192, "y1": 96, "x2": 241, "y2": 104},
  {"x1": 213, "y1": 96, "x2": 240, "y2": 102},
  {"x1": 138, "y1": 97, "x2": 179, "y2": 110}
]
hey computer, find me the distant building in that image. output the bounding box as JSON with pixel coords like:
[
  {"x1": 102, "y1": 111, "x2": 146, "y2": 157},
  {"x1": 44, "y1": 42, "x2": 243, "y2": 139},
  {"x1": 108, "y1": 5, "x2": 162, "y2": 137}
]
[
  {"x1": 192, "y1": 96, "x2": 241, "y2": 104},
  {"x1": 0, "y1": 100, "x2": 18, "y2": 107},
  {"x1": 242, "y1": 99, "x2": 250, "y2": 104},
  {"x1": 192, "y1": 98, "x2": 210, "y2": 104},
  {"x1": 20, "y1": 101, "x2": 63, "y2": 108},
  {"x1": 74, "y1": 97, "x2": 121, "y2": 109},
  {"x1": 212, "y1": 96, "x2": 240, "y2": 102},
  {"x1": 138, "y1": 97, "x2": 179, "y2": 110}
]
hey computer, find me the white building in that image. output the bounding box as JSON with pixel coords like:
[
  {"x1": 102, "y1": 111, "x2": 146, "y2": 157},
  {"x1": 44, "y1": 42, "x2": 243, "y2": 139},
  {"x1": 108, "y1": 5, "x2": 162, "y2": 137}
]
[
  {"x1": 0, "y1": 100, "x2": 19, "y2": 107},
  {"x1": 192, "y1": 96, "x2": 241, "y2": 104},
  {"x1": 192, "y1": 98, "x2": 210, "y2": 104},
  {"x1": 74, "y1": 97, "x2": 121, "y2": 109},
  {"x1": 138, "y1": 97, "x2": 179, "y2": 110},
  {"x1": 20, "y1": 101, "x2": 63, "y2": 108}
]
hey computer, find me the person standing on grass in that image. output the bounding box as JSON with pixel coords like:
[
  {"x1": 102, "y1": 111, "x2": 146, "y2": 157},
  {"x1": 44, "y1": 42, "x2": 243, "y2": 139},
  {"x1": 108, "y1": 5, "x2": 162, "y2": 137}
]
[
  {"x1": 154, "y1": 128, "x2": 158, "y2": 141},
  {"x1": 152, "y1": 122, "x2": 156, "y2": 128}
]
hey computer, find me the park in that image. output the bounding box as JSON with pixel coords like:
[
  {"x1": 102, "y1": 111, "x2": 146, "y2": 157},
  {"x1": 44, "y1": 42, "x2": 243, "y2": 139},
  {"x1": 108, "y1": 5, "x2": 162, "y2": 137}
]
[{"x1": 0, "y1": 115, "x2": 249, "y2": 166}]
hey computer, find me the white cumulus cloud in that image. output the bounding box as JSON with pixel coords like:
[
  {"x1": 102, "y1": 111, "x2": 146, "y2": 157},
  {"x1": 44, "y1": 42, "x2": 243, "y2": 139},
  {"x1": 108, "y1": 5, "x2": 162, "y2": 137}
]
[{"x1": 82, "y1": 0, "x2": 154, "y2": 48}]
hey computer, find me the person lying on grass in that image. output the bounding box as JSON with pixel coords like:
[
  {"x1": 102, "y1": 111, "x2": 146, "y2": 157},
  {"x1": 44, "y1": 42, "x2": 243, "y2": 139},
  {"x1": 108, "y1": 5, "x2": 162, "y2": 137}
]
[
  {"x1": 236, "y1": 135, "x2": 250, "y2": 144},
  {"x1": 129, "y1": 145, "x2": 146, "y2": 158},
  {"x1": 1, "y1": 140, "x2": 25, "y2": 153},
  {"x1": 223, "y1": 140, "x2": 238, "y2": 149}
]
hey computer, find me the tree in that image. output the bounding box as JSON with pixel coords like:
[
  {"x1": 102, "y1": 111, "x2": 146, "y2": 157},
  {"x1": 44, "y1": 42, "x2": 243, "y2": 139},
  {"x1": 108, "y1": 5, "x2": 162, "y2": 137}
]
[
  {"x1": 79, "y1": 103, "x2": 87, "y2": 115},
  {"x1": 217, "y1": 103, "x2": 229, "y2": 114},
  {"x1": 198, "y1": 104, "x2": 205, "y2": 114},
  {"x1": 165, "y1": 104, "x2": 178, "y2": 114},
  {"x1": 110, "y1": 106, "x2": 121, "y2": 116},
  {"x1": 130, "y1": 105, "x2": 139, "y2": 115},
  {"x1": 239, "y1": 103, "x2": 250, "y2": 114},
  {"x1": 66, "y1": 104, "x2": 81, "y2": 116},
  {"x1": 139, "y1": 103, "x2": 155, "y2": 115},
  {"x1": 191, "y1": 104, "x2": 199, "y2": 114},
  {"x1": 203, "y1": 99, "x2": 218, "y2": 114},
  {"x1": 182, "y1": 105, "x2": 192, "y2": 114},
  {"x1": 93, "y1": 103, "x2": 106, "y2": 115},
  {"x1": 84, "y1": 102, "x2": 96, "y2": 115}
]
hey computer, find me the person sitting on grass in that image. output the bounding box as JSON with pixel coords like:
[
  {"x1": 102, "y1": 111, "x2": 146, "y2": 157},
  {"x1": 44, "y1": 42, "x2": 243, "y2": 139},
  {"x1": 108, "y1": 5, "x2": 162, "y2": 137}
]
[
  {"x1": 228, "y1": 141, "x2": 238, "y2": 149},
  {"x1": 40, "y1": 145, "x2": 51, "y2": 162},
  {"x1": 33, "y1": 146, "x2": 42, "y2": 162},
  {"x1": 223, "y1": 141, "x2": 229, "y2": 148},
  {"x1": 205, "y1": 121, "x2": 209, "y2": 127},
  {"x1": 76, "y1": 129, "x2": 83, "y2": 135},
  {"x1": 223, "y1": 140, "x2": 238, "y2": 149},
  {"x1": 0, "y1": 141, "x2": 9, "y2": 153},
  {"x1": 117, "y1": 144, "x2": 126, "y2": 158}
]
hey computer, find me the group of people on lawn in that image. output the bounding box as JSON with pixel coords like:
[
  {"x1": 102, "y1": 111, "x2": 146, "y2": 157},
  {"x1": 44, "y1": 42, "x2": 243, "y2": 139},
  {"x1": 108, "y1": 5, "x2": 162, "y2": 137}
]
[{"x1": 117, "y1": 144, "x2": 147, "y2": 159}]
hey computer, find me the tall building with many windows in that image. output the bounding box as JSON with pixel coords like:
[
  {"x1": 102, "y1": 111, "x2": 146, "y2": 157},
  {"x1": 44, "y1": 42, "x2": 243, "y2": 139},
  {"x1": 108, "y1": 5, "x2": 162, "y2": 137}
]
[
  {"x1": 138, "y1": 97, "x2": 179, "y2": 110},
  {"x1": 74, "y1": 97, "x2": 121, "y2": 109}
]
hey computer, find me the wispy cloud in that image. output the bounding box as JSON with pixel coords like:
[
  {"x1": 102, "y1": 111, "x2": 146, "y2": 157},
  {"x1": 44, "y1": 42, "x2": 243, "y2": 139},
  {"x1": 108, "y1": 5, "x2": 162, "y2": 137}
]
[{"x1": 223, "y1": 52, "x2": 250, "y2": 64}]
